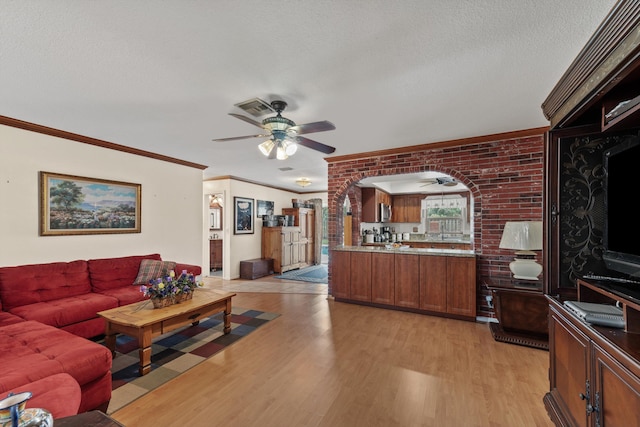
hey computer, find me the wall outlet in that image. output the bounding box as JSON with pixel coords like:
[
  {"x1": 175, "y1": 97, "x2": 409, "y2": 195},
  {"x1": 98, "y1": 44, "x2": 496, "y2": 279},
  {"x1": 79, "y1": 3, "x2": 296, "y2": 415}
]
[{"x1": 485, "y1": 295, "x2": 493, "y2": 308}]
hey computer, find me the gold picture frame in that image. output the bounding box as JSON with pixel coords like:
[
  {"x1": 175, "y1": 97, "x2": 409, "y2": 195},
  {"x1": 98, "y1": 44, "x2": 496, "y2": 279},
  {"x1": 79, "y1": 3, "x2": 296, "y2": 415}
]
[{"x1": 40, "y1": 171, "x2": 141, "y2": 236}]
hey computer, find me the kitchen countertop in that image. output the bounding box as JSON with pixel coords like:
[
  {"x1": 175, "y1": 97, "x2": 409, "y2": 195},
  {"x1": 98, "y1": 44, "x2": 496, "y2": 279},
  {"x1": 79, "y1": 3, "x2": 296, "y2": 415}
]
[
  {"x1": 332, "y1": 245, "x2": 475, "y2": 257},
  {"x1": 363, "y1": 240, "x2": 471, "y2": 246}
]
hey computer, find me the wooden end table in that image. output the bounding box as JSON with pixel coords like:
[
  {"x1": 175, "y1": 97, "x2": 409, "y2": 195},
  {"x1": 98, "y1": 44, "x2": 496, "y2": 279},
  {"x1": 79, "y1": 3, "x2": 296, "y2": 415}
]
[
  {"x1": 98, "y1": 289, "x2": 236, "y2": 376},
  {"x1": 482, "y1": 275, "x2": 549, "y2": 350}
]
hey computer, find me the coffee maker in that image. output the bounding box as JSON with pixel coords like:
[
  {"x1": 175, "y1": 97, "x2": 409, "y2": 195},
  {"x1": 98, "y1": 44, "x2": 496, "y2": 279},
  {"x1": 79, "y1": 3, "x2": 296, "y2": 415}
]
[{"x1": 381, "y1": 226, "x2": 390, "y2": 242}]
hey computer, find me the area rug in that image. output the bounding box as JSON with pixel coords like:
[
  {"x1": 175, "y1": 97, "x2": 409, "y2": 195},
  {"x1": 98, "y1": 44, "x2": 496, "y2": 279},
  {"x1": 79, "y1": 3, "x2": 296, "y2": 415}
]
[
  {"x1": 103, "y1": 306, "x2": 279, "y2": 414},
  {"x1": 275, "y1": 264, "x2": 328, "y2": 283}
]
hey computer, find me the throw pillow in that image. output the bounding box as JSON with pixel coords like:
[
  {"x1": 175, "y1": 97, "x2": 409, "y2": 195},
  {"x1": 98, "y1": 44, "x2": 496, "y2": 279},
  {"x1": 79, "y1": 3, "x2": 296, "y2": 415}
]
[{"x1": 133, "y1": 259, "x2": 177, "y2": 285}]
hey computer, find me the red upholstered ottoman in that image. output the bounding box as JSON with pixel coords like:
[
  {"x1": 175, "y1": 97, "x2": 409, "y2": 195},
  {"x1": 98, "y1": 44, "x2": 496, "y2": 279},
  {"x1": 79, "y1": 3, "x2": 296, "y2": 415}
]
[
  {"x1": 10, "y1": 373, "x2": 82, "y2": 419},
  {"x1": 0, "y1": 321, "x2": 112, "y2": 413}
]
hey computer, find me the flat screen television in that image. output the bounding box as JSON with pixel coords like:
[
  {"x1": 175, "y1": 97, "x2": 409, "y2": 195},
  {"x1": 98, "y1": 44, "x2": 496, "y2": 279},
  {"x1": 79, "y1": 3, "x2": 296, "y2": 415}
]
[{"x1": 603, "y1": 134, "x2": 640, "y2": 278}]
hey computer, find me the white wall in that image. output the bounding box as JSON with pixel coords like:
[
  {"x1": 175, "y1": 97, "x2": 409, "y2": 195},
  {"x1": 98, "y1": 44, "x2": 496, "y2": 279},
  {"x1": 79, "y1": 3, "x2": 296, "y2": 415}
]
[
  {"x1": 0, "y1": 124, "x2": 204, "y2": 268},
  {"x1": 203, "y1": 178, "x2": 326, "y2": 279}
]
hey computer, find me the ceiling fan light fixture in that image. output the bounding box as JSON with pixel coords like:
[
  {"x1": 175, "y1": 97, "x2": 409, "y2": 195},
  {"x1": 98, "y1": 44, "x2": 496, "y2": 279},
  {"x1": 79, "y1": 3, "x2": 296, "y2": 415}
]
[
  {"x1": 296, "y1": 177, "x2": 311, "y2": 187},
  {"x1": 284, "y1": 140, "x2": 298, "y2": 156},
  {"x1": 259, "y1": 139, "x2": 275, "y2": 157},
  {"x1": 276, "y1": 143, "x2": 288, "y2": 160}
]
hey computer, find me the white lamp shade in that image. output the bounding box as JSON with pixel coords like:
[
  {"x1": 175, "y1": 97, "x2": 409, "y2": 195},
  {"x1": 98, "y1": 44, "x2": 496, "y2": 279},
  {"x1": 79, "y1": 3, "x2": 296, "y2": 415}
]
[
  {"x1": 499, "y1": 221, "x2": 542, "y2": 252},
  {"x1": 499, "y1": 221, "x2": 543, "y2": 280}
]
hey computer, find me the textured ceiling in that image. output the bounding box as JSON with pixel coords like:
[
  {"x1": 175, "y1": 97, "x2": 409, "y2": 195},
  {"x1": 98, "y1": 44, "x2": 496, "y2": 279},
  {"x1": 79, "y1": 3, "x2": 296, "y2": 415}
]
[{"x1": 0, "y1": 1, "x2": 618, "y2": 192}]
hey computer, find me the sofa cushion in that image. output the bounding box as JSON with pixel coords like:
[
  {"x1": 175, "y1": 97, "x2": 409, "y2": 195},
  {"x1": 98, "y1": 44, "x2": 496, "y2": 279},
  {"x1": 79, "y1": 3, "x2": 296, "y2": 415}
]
[
  {"x1": 0, "y1": 321, "x2": 112, "y2": 394},
  {"x1": 8, "y1": 293, "x2": 118, "y2": 329},
  {"x1": 0, "y1": 311, "x2": 25, "y2": 327},
  {"x1": 88, "y1": 254, "x2": 161, "y2": 292},
  {"x1": 11, "y1": 373, "x2": 81, "y2": 419},
  {"x1": 99, "y1": 285, "x2": 148, "y2": 306},
  {"x1": 133, "y1": 259, "x2": 177, "y2": 285},
  {"x1": 0, "y1": 260, "x2": 91, "y2": 311},
  {"x1": 175, "y1": 262, "x2": 203, "y2": 277}
]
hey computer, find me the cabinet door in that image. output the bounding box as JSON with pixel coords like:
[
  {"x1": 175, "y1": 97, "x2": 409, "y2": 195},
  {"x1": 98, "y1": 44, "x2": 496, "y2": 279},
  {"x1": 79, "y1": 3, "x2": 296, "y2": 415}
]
[
  {"x1": 446, "y1": 257, "x2": 476, "y2": 317},
  {"x1": 392, "y1": 195, "x2": 407, "y2": 222},
  {"x1": 406, "y1": 195, "x2": 422, "y2": 223},
  {"x1": 548, "y1": 306, "x2": 591, "y2": 427},
  {"x1": 350, "y1": 252, "x2": 372, "y2": 302},
  {"x1": 281, "y1": 231, "x2": 292, "y2": 269},
  {"x1": 372, "y1": 252, "x2": 394, "y2": 305},
  {"x1": 362, "y1": 188, "x2": 378, "y2": 222},
  {"x1": 593, "y1": 344, "x2": 640, "y2": 427},
  {"x1": 419, "y1": 255, "x2": 447, "y2": 313},
  {"x1": 290, "y1": 229, "x2": 301, "y2": 266},
  {"x1": 394, "y1": 254, "x2": 419, "y2": 308},
  {"x1": 210, "y1": 239, "x2": 222, "y2": 270},
  {"x1": 332, "y1": 251, "x2": 351, "y2": 299}
]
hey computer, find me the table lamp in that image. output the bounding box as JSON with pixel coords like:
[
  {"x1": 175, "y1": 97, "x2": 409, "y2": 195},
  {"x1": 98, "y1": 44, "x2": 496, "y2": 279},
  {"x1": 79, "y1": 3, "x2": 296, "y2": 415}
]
[{"x1": 499, "y1": 221, "x2": 543, "y2": 280}]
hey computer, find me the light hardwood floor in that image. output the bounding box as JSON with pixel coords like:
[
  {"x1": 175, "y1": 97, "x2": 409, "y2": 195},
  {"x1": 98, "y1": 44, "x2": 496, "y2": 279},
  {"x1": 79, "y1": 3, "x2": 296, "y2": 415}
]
[{"x1": 111, "y1": 277, "x2": 553, "y2": 427}]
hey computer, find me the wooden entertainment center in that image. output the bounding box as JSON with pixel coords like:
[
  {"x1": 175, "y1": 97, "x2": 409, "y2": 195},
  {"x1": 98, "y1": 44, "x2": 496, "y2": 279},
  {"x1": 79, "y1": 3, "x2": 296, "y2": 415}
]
[
  {"x1": 542, "y1": 1, "x2": 640, "y2": 426},
  {"x1": 545, "y1": 280, "x2": 640, "y2": 426}
]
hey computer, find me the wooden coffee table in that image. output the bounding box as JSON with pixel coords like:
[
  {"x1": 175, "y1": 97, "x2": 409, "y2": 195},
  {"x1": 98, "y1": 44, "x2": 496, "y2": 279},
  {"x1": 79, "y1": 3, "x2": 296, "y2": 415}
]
[{"x1": 98, "y1": 289, "x2": 236, "y2": 376}]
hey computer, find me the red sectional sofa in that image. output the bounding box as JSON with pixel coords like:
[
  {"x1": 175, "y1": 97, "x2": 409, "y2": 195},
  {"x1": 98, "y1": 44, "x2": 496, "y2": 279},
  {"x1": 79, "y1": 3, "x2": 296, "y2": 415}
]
[{"x1": 0, "y1": 253, "x2": 201, "y2": 418}]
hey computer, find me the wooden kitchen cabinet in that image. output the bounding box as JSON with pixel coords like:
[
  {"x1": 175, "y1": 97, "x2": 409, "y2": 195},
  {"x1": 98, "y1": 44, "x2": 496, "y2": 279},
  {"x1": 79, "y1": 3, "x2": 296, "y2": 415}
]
[
  {"x1": 350, "y1": 251, "x2": 372, "y2": 302},
  {"x1": 362, "y1": 188, "x2": 392, "y2": 222},
  {"x1": 209, "y1": 239, "x2": 222, "y2": 271},
  {"x1": 446, "y1": 256, "x2": 476, "y2": 318},
  {"x1": 395, "y1": 254, "x2": 420, "y2": 308},
  {"x1": 331, "y1": 248, "x2": 476, "y2": 321},
  {"x1": 419, "y1": 255, "x2": 476, "y2": 317},
  {"x1": 392, "y1": 194, "x2": 423, "y2": 223},
  {"x1": 262, "y1": 226, "x2": 302, "y2": 274},
  {"x1": 419, "y1": 255, "x2": 447, "y2": 313},
  {"x1": 282, "y1": 207, "x2": 315, "y2": 266},
  {"x1": 371, "y1": 252, "x2": 395, "y2": 305},
  {"x1": 331, "y1": 250, "x2": 351, "y2": 299}
]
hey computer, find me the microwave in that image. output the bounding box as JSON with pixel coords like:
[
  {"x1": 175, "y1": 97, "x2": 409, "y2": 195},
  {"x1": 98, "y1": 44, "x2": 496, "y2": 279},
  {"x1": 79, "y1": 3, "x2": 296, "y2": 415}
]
[{"x1": 380, "y1": 203, "x2": 392, "y2": 222}]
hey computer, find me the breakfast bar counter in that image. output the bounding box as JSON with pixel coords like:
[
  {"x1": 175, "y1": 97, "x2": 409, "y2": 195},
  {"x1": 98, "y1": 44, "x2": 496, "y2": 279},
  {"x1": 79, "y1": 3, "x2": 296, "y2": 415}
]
[{"x1": 331, "y1": 245, "x2": 477, "y2": 320}]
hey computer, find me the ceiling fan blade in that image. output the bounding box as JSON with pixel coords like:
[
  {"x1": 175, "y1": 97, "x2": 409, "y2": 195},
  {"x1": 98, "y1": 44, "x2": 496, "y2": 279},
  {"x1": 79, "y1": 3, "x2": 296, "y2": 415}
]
[
  {"x1": 296, "y1": 136, "x2": 336, "y2": 154},
  {"x1": 289, "y1": 120, "x2": 335, "y2": 135},
  {"x1": 212, "y1": 134, "x2": 270, "y2": 142},
  {"x1": 229, "y1": 113, "x2": 265, "y2": 129}
]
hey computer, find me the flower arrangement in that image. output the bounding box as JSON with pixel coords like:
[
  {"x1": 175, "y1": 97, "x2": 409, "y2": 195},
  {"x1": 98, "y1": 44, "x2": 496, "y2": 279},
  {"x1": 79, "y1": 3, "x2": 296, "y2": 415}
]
[{"x1": 140, "y1": 270, "x2": 203, "y2": 307}]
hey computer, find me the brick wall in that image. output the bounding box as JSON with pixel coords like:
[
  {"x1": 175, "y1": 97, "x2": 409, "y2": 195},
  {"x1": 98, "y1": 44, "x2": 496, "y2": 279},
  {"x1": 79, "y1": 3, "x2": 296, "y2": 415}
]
[{"x1": 326, "y1": 129, "x2": 545, "y2": 318}]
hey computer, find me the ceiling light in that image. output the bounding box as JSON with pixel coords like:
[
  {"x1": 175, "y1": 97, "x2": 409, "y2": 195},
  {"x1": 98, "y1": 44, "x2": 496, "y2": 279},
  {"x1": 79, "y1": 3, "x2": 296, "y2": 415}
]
[
  {"x1": 284, "y1": 140, "x2": 298, "y2": 156},
  {"x1": 276, "y1": 142, "x2": 288, "y2": 160},
  {"x1": 259, "y1": 140, "x2": 275, "y2": 156},
  {"x1": 296, "y1": 177, "x2": 311, "y2": 187}
]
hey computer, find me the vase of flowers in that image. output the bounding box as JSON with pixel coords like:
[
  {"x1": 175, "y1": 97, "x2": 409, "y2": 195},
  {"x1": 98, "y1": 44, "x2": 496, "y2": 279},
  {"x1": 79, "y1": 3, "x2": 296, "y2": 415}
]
[
  {"x1": 139, "y1": 270, "x2": 203, "y2": 308},
  {"x1": 173, "y1": 270, "x2": 202, "y2": 303}
]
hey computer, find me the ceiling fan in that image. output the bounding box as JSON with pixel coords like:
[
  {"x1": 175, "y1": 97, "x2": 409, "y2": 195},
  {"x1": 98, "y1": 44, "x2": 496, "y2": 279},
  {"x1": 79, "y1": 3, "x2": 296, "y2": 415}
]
[
  {"x1": 420, "y1": 177, "x2": 458, "y2": 187},
  {"x1": 212, "y1": 99, "x2": 336, "y2": 160}
]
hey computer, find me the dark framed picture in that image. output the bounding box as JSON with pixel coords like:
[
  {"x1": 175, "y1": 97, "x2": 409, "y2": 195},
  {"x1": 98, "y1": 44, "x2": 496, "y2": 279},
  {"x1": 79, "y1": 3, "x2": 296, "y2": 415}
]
[
  {"x1": 256, "y1": 199, "x2": 274, "y2": 217},
  {"x1": 40, "y1": 171, "x2": 141, "y2": 236},
  {"x1": 234, "y1": 197, "x2": 254, "y2": 234}
]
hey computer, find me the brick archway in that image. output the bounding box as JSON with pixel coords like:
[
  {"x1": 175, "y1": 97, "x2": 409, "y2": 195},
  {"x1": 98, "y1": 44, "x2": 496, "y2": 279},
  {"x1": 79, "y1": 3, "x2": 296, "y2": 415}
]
[{"x1": 324, "y1": 131, "x2": 545, "y2": 317}]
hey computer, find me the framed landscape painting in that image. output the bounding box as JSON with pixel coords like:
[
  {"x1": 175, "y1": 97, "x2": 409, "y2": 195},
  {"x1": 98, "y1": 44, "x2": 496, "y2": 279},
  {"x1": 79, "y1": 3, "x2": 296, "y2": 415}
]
[
  {"x1": 40, "y1": 171, "x2": 141, "y2": 236},
  {"x1": 234, "y1": 196, "x2": 254, "y2": 234}
]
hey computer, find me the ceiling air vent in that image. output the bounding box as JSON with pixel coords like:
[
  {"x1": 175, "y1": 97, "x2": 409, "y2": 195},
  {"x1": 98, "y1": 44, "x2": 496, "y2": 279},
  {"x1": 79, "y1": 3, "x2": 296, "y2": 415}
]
[
  {"x1": 234, "y1": 98, "x2": 275, "y2": 117},
  {"x1": 279, "y1": 167, "x2": 294, "y2": 172}
]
